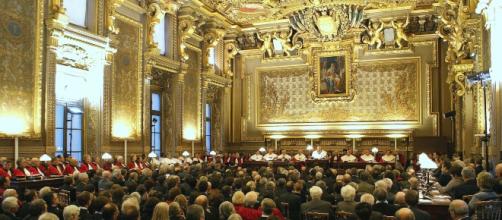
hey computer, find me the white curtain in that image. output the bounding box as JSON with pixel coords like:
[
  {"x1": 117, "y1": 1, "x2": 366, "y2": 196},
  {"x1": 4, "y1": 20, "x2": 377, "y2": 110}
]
[
  {"x1": 154, "y1": 16, "x2": 167, "y2": 55},
  {"x1": 65, "y1": 0, "x2": 88, "y2": 27}
]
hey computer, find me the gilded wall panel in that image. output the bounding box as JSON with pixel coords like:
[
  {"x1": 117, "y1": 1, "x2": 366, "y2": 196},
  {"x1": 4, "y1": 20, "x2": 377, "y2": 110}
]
[
  {"x1": 256, "y1": 58, "x2": 420, "y2": 125},
  {"x1": 0, "y1": 0, "x2": 43, "y2": 137},
  {"x1": 183, "y1": 49, "x2": 201, "y2": 139},
  {"x1": 111, "y1": 15, "x2": 143, "y2": 140}
]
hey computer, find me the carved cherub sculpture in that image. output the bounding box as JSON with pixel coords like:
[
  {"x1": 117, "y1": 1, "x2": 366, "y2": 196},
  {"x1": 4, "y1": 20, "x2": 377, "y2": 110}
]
[
  {"x1": 392, "y1": 17, "x2": 410, "y2": 48},
  {"x1": 257, "y1": 32, "x2": 274, "y2": 58},
  {"x1": 273, "y1": 30, "x2": 301, "y2": 56},
  {"x1": 363, "y1": 20, "x2": 384, "y2": 49}
]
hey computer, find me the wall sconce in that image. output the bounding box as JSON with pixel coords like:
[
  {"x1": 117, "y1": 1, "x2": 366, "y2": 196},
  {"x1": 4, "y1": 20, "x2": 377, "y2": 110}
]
[
  {"x1": 182, "y1": 151, "x2": 190, "y2": 157},
  {"x1": 259, "y1": 147, "x2": 266, "y2": 153},
  {"x1": 112, "y1": 120, "x2": 132, "y2": 163},
  {"x1": 102, "y1": 152, "x2": 113, "y2": 160},
  {"x1": 305, "y1": 134, "x2": 321, "y2": 148},
  {"x1": 184, "y1": 127, "x2": 197, "y2": 156},
  {"x1": 40, "y1": 154, "x2": 52, "y2": 162},
  {"x1": 371, "y1": 147, "x2": 379, "y2": 155},
  {"x1": 0, "y1": 115, "x2": 28, "y2": 167}
]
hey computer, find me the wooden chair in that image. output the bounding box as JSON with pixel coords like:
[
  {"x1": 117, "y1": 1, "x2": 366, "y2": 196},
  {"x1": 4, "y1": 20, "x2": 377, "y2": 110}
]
[
  {"x1": 462, "y1": 195, "x2": 473, "y2": 203},
  {"x1": 304, "y1": 212, "x2": 329, "y2": 220},
  {"x1": 474, "y1": 200, "x2": 502, "y2": 220},
  {"x1": 335, "y1": 211, "x2": 353, "y2": 220},
  {"x1": 383, "y1": 216, "x2": 397, "y2": 220},
  {"x1": 58, "y1": 189, "x2": 70, "y2": 206},
  {"x1": 280, "y1": 202, "x2": 290, "y2": 220}
]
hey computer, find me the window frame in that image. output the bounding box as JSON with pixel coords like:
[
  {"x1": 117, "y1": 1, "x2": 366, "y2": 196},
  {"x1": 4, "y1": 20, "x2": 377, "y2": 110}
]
[{"x1": 150, "y1": 92, "x2": 162, "y2": 156}]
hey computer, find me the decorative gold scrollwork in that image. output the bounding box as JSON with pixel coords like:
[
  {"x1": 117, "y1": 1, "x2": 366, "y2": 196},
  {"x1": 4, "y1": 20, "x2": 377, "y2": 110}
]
[{"x1": 454, "y1": 72, "x2": 466, "y2": 96}]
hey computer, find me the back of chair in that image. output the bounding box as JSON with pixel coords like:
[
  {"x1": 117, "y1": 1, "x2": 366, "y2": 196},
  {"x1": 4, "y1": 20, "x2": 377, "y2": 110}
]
[
  {"x1": 462, "y1": 195, "x2": 473, "y2": 203},
  {"x1": 58, "y1": 189, "x2": 70, "y2": 206},
  {"x1": 281, "y1": 202, "x2": 290, "y2": 219},
  {"x1": 335, "y1": 211, "x2": 353, "y2": 220},
  {"x1": 304, "y1": 212, "x2": 329, "y2": 220},
  {"x1": 475, "y1": 200, "x2": 502, "y2": 220}
]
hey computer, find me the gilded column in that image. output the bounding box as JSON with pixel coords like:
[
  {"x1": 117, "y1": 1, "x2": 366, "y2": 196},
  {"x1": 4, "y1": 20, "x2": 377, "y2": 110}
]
[
  {"x1": 44, "y1": 0, "x2": 69, "y2": 153},
  {"x1": 174, "y1": 64, "x2": 186, "y2": 153}
]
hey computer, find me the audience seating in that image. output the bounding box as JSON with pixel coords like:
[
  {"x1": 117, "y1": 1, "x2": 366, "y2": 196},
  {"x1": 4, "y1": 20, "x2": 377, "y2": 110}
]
[
  {"x1": 280, "y1": 202, "x2": 290, "y2": 219},
  {"x1": 304, "y1": 212, "x2": 329, "y2": 220},
  {"x1": 335, "y1": 211, "x2": 353, "y2": 220},
  {"x1": 474, "y1": 200, "x2": 502, "y2": 220}
]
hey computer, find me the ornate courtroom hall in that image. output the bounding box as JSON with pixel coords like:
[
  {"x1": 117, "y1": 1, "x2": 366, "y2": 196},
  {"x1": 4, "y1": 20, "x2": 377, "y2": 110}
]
[{"x1": 1, "y1": 0, "x2": 502, "y2": 220}]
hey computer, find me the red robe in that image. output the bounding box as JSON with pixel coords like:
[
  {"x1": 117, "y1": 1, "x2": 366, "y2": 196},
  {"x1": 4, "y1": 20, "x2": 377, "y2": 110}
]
[
  {"x1": 79, "y1": 163, "x2": 98, "y2": 173},
  {"x1": 46, "y1": 164, "x2": 63, "y2": 176},
  {"x1": 64, "y1": 164, "x2": 79, "y2": 175},
  {"x1": 127, "y1": 161, "x2": 143, "y2": 170},
  {"x1": 27, "y1": 166, "x2": 43, "y2": 176},
  {"x1": 0, "y1": 167, "x2": 11, "y2": 178},
  {"x1": 12, "y1": 168, "x2": 30, "y2": 177}
]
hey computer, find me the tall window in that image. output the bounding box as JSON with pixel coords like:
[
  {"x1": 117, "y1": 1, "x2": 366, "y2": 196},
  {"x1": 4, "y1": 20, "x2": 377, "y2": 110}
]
[
  {"x1": 208, "y1": 47, "x2": 216, "y2": 65},
  {"x1": 151, "y1": 92, "x2": 162, "y2": 156},
  {"x1": 205, "y1": 103, "x2": 212, "y2": 152},
  {"x1": 65, "y1": 0, "x2": 88, "y2": 27},
  {"x1": 154, "y1": 16, "x2": 167, "y2": 55},
  {"x1": 55, "y1": 103, "x2": 83, "y2": 160}
]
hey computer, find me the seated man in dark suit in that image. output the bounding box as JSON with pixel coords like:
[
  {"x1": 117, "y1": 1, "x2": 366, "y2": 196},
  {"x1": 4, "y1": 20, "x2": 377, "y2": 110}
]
[
  {"x1": 278, "y1": 181, "x2": 302, "y2": 220},
  {"x1": 372, "y1": 188, "x2": 397, "y2": 216},
  {"x1": 300, "y1": 186, "x2": 334, "y2": 219},
  {"x1": 405, "y1": 190, "x2": 431, "y2": 220},
  {"x1": 451, "y1": 167, "x2": 479, "y2": 200},
  {"x1": 355, "y1": 202, "x2": 382, "y2": 220},
  {"x1": 76, "y1": 191, "x2": 93, "y2": 220}
]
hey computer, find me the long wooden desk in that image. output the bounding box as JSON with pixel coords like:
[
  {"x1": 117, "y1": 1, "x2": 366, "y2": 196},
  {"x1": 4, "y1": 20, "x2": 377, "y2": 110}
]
[
  {"x1": 11, "y1": 177, "x2": 65, "y2": 190},
  {"x1": 242, "y1": 160, "x2": 394, "y2": 170}
]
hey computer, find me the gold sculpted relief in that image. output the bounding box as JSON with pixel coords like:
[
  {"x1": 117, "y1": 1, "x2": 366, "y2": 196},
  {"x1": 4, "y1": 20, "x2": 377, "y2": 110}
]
[
  {"x1": 257, "y1": 59, "x2": 420, "y2": 125},
  {"x1": 111, "y1": 15, "x2": 143, "y2": 140},
  {"x1": 0, "y1": 0, "x2": 43, "y2": 137}
]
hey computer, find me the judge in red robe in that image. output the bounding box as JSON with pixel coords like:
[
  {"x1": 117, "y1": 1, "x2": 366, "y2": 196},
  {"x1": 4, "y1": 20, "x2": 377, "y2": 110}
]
[
  {"x1": 79, "y1": 155, "x2": 98, "y2": 173},
  {"x1": 127, "y1": 155, "x2": 143, "y2": 170},
  {"x1": 46, "y1": 158, "x2": 64, "y2": 176},
  {"x1": 12, "y1": 159, "x2": 32, "y2": 178},
  {"x1": 64, "y1": 158, "x2": 80, "y2": 175},
  {"x1": 0, "y1": 162, "x2": 12, "y2": 179}
]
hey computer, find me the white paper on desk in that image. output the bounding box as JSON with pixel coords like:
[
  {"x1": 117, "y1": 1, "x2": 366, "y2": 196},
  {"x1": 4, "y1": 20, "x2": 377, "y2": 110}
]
[{"x1": 419, "y1": 199, "x2": 433, "y2": 204}]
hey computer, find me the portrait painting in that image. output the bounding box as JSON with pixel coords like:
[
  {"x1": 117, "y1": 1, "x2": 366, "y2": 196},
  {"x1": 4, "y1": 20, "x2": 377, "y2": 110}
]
[{"x1": 319, "y1": 55, "x2": 347, "y2": 96}]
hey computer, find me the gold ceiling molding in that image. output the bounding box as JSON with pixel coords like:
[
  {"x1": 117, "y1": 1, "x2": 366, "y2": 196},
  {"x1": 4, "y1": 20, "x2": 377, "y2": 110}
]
[
  {"x1": 197, "y1": 0, "x2": 420, "y2": 26},
  {"x1": 289, "y1": 5, "x2": 365, "y2": 42}
]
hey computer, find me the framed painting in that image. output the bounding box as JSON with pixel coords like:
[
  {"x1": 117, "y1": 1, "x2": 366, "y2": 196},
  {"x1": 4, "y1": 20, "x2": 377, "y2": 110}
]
[{"x1": 312, "y1": 47, "x2": 352, "y2": 101}]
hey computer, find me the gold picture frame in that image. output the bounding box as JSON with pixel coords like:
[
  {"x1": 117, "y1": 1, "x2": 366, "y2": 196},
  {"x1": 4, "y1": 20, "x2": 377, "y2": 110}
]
[{"x1": 311, "y1": 45, "x2": 354, "y2": 102}]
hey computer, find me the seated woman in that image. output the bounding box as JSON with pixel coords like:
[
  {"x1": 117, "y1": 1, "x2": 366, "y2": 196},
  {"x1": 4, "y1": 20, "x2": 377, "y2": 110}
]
[{"x1": 468, "y1": 171, "x2": 499, "y2": 210}]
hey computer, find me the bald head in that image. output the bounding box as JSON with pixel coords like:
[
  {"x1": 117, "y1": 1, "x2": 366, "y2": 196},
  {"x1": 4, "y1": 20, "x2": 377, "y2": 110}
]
[
  {"x1": 449, "y1": 200, "x2": 469, "y2": 219},
  {"x1": 195, "y1": 195, "x2": 208, "y2": 208},
  {"x1": 395, "y1": 208, "x2": 415, "y2": 220},
  {"x1": 394, "y1": 191, "x2": 406, "y2": 206},
  {"x1": 496, "y1": 163, "x2": 502, "y2": 178}
]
